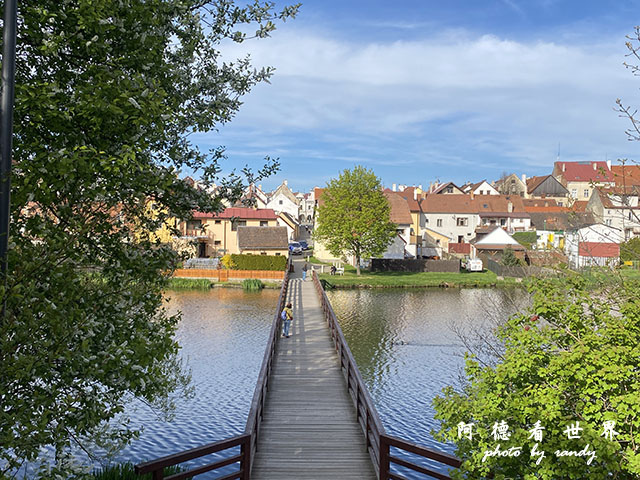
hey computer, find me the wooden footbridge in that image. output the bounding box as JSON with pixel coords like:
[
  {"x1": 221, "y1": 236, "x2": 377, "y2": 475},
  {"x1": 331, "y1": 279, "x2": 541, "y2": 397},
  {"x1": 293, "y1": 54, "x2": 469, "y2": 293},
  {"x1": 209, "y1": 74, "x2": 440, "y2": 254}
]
[{"x1": 136, "y1": 259, "x2": 461, "y2": 480}]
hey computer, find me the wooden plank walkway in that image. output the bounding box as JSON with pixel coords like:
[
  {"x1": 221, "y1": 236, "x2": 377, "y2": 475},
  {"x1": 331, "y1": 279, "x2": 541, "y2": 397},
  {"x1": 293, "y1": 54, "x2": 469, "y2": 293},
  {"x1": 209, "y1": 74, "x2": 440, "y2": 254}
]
[{"x1": 252, "y1": 260, "x2": 377, "y2": 480}]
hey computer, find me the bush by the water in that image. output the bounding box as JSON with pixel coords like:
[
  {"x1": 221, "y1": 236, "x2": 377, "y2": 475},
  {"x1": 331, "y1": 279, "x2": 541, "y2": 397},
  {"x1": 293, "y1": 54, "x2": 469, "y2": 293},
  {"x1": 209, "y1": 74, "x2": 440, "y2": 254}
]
[
  {"x1": 242, "y1": 278, "x2": 264, "y2": 291},
  {"x1": 230, "y1": 254, "x2": 287, "y2": 271},
  {"x1": 90, "y1": 462, "x2": 187, "y2": 479}
]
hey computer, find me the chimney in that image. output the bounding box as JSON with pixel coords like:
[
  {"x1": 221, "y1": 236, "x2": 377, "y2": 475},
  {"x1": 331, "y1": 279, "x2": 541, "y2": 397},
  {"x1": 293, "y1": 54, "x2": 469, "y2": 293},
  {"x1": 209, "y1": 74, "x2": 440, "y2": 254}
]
[
  {"x1": 392, "y1": 183, "x2": 397, "y2": 192},
  {"x1": 283, "y1": 179, "x2": 288, "y2": 185},
  {"x1": 418, "y1": 184, "x2": 422, "y2": 191},
  {"x1": 470, "y1": 192, "x2": 475, "y2": 200},
  {"x1": 258, "y1": 184, "x2": 262, "y2": 191},
  {"x1": 507, "y1": 201, "x2": 513, "y2": 213},
  {"x1": 521, "y1": 174, "x2": 526, "y2": 184},
  {"x1": 562, "y1": 163, "x2": 566, "y2": 173},
  {"x1": 593, "y1": 163, "x2": 597, "y2": 171},
  {"x1": 413, "y1": 189, "x2": 417, "y2": 201},
  {"x1": 606, "y1": 159, "x2": 611, "y2": 169}
]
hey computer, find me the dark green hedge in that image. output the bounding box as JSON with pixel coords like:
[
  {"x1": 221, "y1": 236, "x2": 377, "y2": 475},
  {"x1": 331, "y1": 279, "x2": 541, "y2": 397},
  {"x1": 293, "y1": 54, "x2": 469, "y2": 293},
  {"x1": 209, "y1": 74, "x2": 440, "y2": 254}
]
[{"x1": 231, "y1": 254, "x2": 287, "y2": 271}]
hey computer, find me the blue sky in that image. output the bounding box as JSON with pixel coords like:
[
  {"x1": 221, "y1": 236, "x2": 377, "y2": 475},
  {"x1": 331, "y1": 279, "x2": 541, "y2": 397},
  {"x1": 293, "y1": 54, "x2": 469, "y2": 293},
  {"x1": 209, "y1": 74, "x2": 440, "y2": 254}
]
[{"x1": 193, "y1": 0, "x2": 640, "y2": 193}]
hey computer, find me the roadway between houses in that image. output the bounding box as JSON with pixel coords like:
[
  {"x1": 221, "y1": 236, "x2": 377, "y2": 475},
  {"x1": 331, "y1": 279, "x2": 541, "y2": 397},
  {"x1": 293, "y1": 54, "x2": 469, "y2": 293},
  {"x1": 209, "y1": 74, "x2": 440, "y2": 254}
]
[{"x1": 251, "y1": 258, "x2": 377, "y2": 480}]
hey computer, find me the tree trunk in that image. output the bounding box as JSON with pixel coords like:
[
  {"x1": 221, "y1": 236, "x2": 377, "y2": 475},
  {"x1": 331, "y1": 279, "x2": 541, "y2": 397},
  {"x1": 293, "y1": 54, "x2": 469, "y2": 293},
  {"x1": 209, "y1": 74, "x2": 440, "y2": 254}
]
[{"x1": 356, "y1": 254, "x2": 361, "y2": 275}]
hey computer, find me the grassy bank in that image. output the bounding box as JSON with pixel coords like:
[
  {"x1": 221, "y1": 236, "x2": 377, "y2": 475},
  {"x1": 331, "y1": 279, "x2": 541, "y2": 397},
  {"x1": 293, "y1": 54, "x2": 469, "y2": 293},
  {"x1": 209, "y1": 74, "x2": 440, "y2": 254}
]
[
  {"x1": 166, "y1": 277, "x2": 281, "y2": 290},
  {"x1": 167, "y1": 277, "x2": 213, "y2": 289},
  {"x1": 317, "y1": 269, "x2": 518, "y2": 288}
]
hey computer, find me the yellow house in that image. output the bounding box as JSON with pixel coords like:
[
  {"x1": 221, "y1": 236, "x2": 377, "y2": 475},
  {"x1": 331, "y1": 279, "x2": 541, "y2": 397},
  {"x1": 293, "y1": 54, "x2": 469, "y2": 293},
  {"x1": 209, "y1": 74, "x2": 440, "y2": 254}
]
[{"x1": 178, "y1": 207, "x2": 280, "y2": 258}]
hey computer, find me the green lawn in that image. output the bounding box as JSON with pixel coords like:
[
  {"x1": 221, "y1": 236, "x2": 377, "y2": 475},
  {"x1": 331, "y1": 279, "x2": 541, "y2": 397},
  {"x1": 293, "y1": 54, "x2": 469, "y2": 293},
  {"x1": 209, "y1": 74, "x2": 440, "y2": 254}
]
[{"x1": 317, "y1": 269, "x2": 518, "y2": 288}]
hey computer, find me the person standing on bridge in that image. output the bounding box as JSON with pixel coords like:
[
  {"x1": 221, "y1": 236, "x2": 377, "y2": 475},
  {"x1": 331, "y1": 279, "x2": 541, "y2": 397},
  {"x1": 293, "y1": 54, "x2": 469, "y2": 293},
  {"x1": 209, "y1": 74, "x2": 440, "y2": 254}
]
[
  {"x1": 302, "y1": 262, "x2": 308, "y2": 281},
  {"x1": 282, "y1": 302, "x2": 293, "y2": 338}
]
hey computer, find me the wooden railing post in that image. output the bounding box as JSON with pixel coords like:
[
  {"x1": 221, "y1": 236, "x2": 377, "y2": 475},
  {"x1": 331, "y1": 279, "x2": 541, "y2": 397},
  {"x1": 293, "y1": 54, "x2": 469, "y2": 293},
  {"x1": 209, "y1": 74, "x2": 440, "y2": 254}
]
[
  {"x1": 152, "y1": 469, "x2": 163, "y2": 480},
  {"x1": 379, "y1": 434, "x2": 390, "y2": 480},
  {"x1": 241, "y1": 436, "x2": 251, "y2": 480}
]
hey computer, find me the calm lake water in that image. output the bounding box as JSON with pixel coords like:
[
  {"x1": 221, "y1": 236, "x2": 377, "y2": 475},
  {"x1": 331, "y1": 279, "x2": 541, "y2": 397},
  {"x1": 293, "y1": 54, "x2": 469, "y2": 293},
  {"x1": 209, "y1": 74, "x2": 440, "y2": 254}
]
[
  {"x1": 26, "y1": 287, "x2": 529, "y2": 477},
  {"x1": 326, "y1": 288, "x2": 529, "y2": 477}
]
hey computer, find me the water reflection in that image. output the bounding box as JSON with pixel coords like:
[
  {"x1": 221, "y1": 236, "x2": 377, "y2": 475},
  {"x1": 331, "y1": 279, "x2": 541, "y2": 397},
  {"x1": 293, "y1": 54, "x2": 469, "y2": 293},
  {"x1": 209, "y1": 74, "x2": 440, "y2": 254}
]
[
  {"x1": 113, "y1": 288, "x2": 279, "y2": 467},
  {"x1": 327, "y1": 288, "x2": 530, "y2": 456}
]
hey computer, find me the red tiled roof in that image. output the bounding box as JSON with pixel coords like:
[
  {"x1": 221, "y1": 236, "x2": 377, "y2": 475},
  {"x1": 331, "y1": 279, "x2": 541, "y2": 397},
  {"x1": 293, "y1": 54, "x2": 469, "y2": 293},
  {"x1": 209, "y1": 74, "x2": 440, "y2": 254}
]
[
  {"x1": 384, "y1": 192, "x2": 413, "y2": 225},
  {"x1": 554, "y1": 161, "x2": 614, "y2": 183},
  {"x1": 569, "y1": 201, "x2": 588, "y2": 212},
  {"x1": 193, "y1": 207, "x2": 278, "y2": 220},
  {"x1": 524, "y1": 206, "x2": 568, "y2": 213},
  {"x1": 523, "y1": 198, "x2": 559, "y2": 208},
  {"x1": 578, "y1": 242, "x2": 619, "y2": 258},
  {"x1": 422, "y1": 194, "x2": 528, "y2": 216},
  {"x1": 611, "y1": 165, "x2": 640, "y2": 187}
]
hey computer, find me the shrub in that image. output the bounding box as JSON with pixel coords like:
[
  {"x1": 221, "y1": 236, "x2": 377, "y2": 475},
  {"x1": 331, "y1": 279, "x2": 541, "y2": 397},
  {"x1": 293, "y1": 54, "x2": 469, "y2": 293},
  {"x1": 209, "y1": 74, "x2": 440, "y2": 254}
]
[
  {"x1": 220, "y1": 254, "x2": 236, "y2": 270},
  {"x1": 501, "y1": 247, "x2": 522, "y2": 266},
  {"x1": 230, "y1": 254, "x2": 287, "y2": 271},
  {"x1": 512, "y1": 231, "x2": 537, "y2": 249},
  {"x1": 242, "y1": 279, "x2": 264, "y2": 291}
]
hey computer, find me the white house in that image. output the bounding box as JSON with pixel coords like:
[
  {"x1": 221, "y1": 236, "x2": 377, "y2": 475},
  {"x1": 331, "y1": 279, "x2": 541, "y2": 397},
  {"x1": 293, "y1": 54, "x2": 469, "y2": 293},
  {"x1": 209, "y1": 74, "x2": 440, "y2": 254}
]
[
  {"x1": 266, "y1": 180, "x2": 299, "y2": 219},
  {"x1": 463, "y1": 180, "x2": 499, "y2": 196},
  {"x1": 564, "y1": 223, "x2": 622, "y2": 269}
]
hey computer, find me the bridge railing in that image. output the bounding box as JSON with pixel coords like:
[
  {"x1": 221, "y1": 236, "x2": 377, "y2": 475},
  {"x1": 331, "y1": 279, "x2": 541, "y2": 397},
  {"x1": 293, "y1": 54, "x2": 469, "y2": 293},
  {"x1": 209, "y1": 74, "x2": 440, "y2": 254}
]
[
  {"x1": 244, "y1": 255, "x2": 292, "y2": 468},
  {"x1": 312, "y1": 270, "x2": 461, "y2": 480},
  {"x1": 135, "y1": 257, "x2": 292, "y2": 480}
]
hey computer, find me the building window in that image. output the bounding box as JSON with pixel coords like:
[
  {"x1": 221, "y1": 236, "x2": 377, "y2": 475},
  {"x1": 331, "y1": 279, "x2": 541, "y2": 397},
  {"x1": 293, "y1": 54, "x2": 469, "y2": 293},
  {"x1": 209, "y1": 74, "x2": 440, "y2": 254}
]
[
  {"x1": 629, "y1": 211, "x2": 633, "y2": 221},
  {"x1": 261, "y1": 252, "x2": 267, "y2": 255},
  {"x1": 279, "y1": 200, "x2": 283, "y2": 205},
  {"x1": 456, "y1": 217, "x2": 468, "y2": 226},
  {"x1": 446, "y1": 186, "x2": 453, "y2": 193},
  {"x1": 275, "y1": 252, "x2": 281, "y2": 256},
  {"x1": 583, "y1": 189, "x2": 589, "y2": 198},
  {"x1": 215, "y1": 220, "x2": 221, "y2": 224},
  {"x1": 231, "y1": 220, "x2": 246, "y2": 231},
  {"x1": 571, "y1": 189, "x2": 577, "y2": 198},
  {"x1": 605, "y1": 219, "x2": 612, "y2": 226},
  {"x1": 214, "y1": 240, "x2": 221, "y2": 246},
  {"x1": 436, "y1": 219, "x2": 443, "y2": 227},
  {"x1": 500, "y1": 219, "x2": 506, "y2": 226},
  {"x1": 260, "y1": 221, "x2": 268, "y2": 227}
]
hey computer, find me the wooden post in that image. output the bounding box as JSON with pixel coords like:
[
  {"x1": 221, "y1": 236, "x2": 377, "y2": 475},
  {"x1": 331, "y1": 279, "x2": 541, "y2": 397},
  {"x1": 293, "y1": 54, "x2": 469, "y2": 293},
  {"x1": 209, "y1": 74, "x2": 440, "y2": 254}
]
[
  {"x1": 379, "y1": 434, "x2": 390, "y2": 480},
  {"x1": 152, "y1": 470, "x2": 163, "y2": 480},
  {"x1": 241, "y1": 436, "x2": 251, "y2": 480}
]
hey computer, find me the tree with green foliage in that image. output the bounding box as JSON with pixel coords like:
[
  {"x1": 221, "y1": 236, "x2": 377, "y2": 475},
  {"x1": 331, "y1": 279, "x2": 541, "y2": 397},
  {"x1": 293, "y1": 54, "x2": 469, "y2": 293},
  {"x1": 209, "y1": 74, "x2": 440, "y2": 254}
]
[
  {"x1": 0, "y1": 0, "x2": 298, "y2": 477},
  {"x1": 620, "y1": 237, "x2": 640, "y2": 263},
  {"x1": 433, "y1": 277, "x2": 640, "y2": 479},
  {"x1": 314, "y1": 166, "x2": 397, "y2": 275},
  {"x1": 501, "y1": 247, "x2": 522, "y2": 266}
]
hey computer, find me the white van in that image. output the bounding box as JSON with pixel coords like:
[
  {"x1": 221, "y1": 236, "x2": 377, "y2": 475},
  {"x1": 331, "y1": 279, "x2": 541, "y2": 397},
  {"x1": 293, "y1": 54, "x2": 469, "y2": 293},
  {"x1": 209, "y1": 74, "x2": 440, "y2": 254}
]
[{"x1": 466, "y1": 258, "x2": 483, "y2": 272}]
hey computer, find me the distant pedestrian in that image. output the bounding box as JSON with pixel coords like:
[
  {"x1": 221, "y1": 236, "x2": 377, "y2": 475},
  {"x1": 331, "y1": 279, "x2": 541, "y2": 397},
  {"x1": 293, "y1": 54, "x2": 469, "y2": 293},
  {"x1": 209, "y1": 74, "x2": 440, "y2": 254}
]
[
  {"x1": 281, "y1": 302, "x2": 293, "y2": 338},
  {"x1": 330, "y1": 265, "x2": 336, "y2": 275},
  {"x1": 302, "y1": 263, "x2": 308, "y2": 281}
]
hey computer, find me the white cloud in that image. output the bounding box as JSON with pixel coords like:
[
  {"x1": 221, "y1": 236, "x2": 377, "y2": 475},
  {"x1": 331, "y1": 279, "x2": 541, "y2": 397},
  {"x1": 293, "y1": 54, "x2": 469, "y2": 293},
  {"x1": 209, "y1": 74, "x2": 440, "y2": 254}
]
[{"x1": 208, "y1": 27, "x2": 639, "y2": 188}]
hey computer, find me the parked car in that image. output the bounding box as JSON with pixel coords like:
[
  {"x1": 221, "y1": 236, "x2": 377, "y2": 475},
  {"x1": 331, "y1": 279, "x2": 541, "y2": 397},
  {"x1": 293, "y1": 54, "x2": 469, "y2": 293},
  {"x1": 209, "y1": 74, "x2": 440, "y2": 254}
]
[
  {"x1": 288, "y1": 242, "x2": 303, "y2": 255},
  {"x1": 298, "y1": 240, "x2": 309, "y2": 250}
]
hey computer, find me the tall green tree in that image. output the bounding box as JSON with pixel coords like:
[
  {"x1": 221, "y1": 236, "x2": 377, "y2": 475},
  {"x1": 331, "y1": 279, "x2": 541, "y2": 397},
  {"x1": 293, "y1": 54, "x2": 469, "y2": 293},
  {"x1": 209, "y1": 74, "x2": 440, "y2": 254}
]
[
  {"x1": 0, "y1": 0, "x2": 298, "y2": 477},
  {"x1": 314, "y1": 166, "x2": 397, "y2": 275}
]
